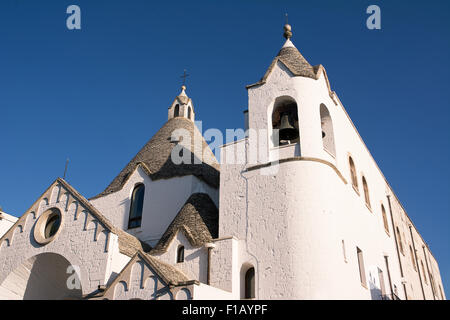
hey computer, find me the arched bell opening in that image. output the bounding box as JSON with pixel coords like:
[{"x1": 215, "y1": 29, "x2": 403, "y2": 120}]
[
  {"x1": 174, "y1": 104, "x2": 180, "y2": 118},
  {"x1": 271, "y1": 97, "x2": 299, "y2": 146}
]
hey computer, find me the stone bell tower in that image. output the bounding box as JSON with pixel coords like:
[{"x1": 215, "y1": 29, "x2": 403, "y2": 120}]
[
  {"x1": 219, "y1": 23, "x2": 345, "y2": 299},
  {"x1": 168, "y1": 85, "x2": 195, "y2": 122}
]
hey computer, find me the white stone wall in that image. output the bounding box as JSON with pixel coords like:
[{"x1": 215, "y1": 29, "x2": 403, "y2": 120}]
[
  {"x1": 0, "y1": 182, "x2": 128, "y2": 298},
  {"x1": 153, "y1": 231, "x2": 208, "y2": 284},
  {"x1": 217, "y1": 58, "x2": 444, "y2": 300},
  {"x1": 192, "y1": 283, "x2": 233, "y2": 300},
  {"x1": 388, "y1": 191, "x2": 446, "y2": 300},
  {"x1": 209, "y1": 237, "x2": 237, "y2": 294}
]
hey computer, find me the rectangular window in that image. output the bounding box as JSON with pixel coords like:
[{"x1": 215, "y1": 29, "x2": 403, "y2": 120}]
[
  {"x1": 357, "y1": 247, "x2": 367, "y2": 288},
  {"x1": 378, "y1": 268, "x2": 386, "y2": 298}
]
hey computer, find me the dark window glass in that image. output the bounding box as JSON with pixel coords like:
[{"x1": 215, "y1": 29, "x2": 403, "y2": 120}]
[
  {"x1": 177, "y1": 246, "x2": 185, "y2": 263},
  {"x1": 174, "y1": 104, "x2": 180, "y2": 117},
  {"x1": 44, "y1": 212, "x2": 61, "y2": 238},
  {"x1": 245, "y1": 267, "x2": 255, "y2": 299},
  {"x1": 128, "y1": 184, "x2": 145, "y2": 229}
]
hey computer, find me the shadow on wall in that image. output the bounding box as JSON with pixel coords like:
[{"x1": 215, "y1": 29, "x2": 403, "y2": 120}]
[{"x1": 369, "y1": 275, "x2": 383, "y2": 300}]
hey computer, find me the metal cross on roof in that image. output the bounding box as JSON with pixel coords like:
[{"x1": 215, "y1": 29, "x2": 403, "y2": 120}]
[{"x1": 180, "y1": 69, "x2": 189, "y2": 86}]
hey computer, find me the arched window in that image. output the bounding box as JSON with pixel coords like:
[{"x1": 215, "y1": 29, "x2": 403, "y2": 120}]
[
  {"x1": 187, "y1": 107, "x2": 192, "y2": 120},
  {"x1": 349, "y1": 156, "x2": 358, "y2": 192},
  {"x1": 174, "y1": 104, "x2": 180, "y2": 117},
  {"x1": 244, "y1": 267, "x2": 255, "y2": 299},
  {"x1": 381, "y1": 204, "x2": 389, "y2": 234},
  {"x1": 320, "y1": 104, "x2": 336, "y2": 156},
  {"x1": 362, "y1": 176, "x2": 371, "y2": 208},
  {"x1": 128, "y1": 184, "x2": 145, "y2": 229},
  {"x1": 177, "y1": 245, "x2": 185, "y2": 263},
  {"x1": 272, "y1": 97, "x2": 299, "y2": 146},
  {"x1": 396, "y1": 227, "x2": 404, "y2": 255},
  {"x1": 409, "y1": 245, "x2": 417, "y2": 271}
]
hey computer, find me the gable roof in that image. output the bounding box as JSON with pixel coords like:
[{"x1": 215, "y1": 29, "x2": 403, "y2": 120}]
[
  {"x1": 57, "y1": 179, "x2": 151, "y2": 256},
  {"x1": 141, "y1": 251, "x2": 192, "y2": 285},
  {"x1": 151, "y1": 193, "x2": 218, "y2": 254},
  {"x1": 0, "y1": 178, "x2": 150, "y2": 257},
  {"x1": 97, "y1": 250, "x2": 196, "y2": 299},
  {"x1": 92, "y1": 117, "x2": 220, "y2": 200}
]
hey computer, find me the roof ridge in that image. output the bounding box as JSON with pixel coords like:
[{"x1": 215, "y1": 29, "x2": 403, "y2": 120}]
[{"x1": 140, "y1": 251, "x2": 192, "y2": 285}]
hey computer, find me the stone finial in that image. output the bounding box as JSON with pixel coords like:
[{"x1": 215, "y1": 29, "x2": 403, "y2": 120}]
[
  {"x1": 180, "y1": 85, "x2": 187, "y2": 97},
  {"x1": 283, "y1": 24, "x2": 292, "y2": 40}
]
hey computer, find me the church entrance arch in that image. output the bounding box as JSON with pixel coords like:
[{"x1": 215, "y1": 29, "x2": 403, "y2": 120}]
[{"x1": 0, "y1": 252, "x2": 82, "y2": 300}]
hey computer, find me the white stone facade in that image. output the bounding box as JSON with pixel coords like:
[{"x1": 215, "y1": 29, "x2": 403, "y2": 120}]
[{"x1": 0, "y1": 30, "x2": 445, "y2": 300}]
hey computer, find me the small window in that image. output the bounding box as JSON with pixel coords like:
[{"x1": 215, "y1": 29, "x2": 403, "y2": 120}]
[
  {"x1": 174, "y1": 104, "x2": 180, "y2": 117},
  {"x1": 187, "y1": 107, "x2": 192, "y2": 119},
  {"x1": 396, "y1": 227, "x2": 404, "y2": 255},
  {"x1": 128, "y1": 184, "x2": 145, "y2": 229},
  {"x1": 421, "y1": 260, "x2": 428, "y2": 284},
  {"x1": 409, "y1": 245, "x2": 417, "y2": 271},
  {"x1": 244, "y1": 267, "x2": 255, "y2": 299},
  {"x1": 381, "y1": 205, "x2": 389, "y2": 234},
  {"x1": 177, "y1": 245, "x2": 185, "y2": 263},
  {"x1": 349, "y1": 157, "x2": 358, "y2": 192},
  {"x1": 362, "y1": 176, "x2": 371, "y2": 208},
  {"x1": 378, "y1": 268, "x2": 387, "y2": 298},
  {"x1": 356, "y1": 247, "x2": 367, "y2": 287}
]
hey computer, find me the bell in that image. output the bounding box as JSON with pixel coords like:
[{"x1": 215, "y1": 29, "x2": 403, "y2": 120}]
[{"x1": 279, "y1": 112, "x2": 298, "y2": 141}]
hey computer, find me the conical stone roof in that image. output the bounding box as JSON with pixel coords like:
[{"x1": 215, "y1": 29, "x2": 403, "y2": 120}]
[
  {"x1": 94, "y1": 117, "x2": 220, "y2": 199},
  {"x1": 247, "y1": 39, "x2": 320, "y2": 88}
]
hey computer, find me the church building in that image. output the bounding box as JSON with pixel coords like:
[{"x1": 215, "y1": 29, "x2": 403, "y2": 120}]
[{"x1": 0, "y1": 24, "x2": 446, "y2": 300}]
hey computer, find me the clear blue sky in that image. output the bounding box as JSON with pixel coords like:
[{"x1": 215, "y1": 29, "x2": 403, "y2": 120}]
[{"x1": 0, "y1": 0, "x2": 449, "y2": 296}]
